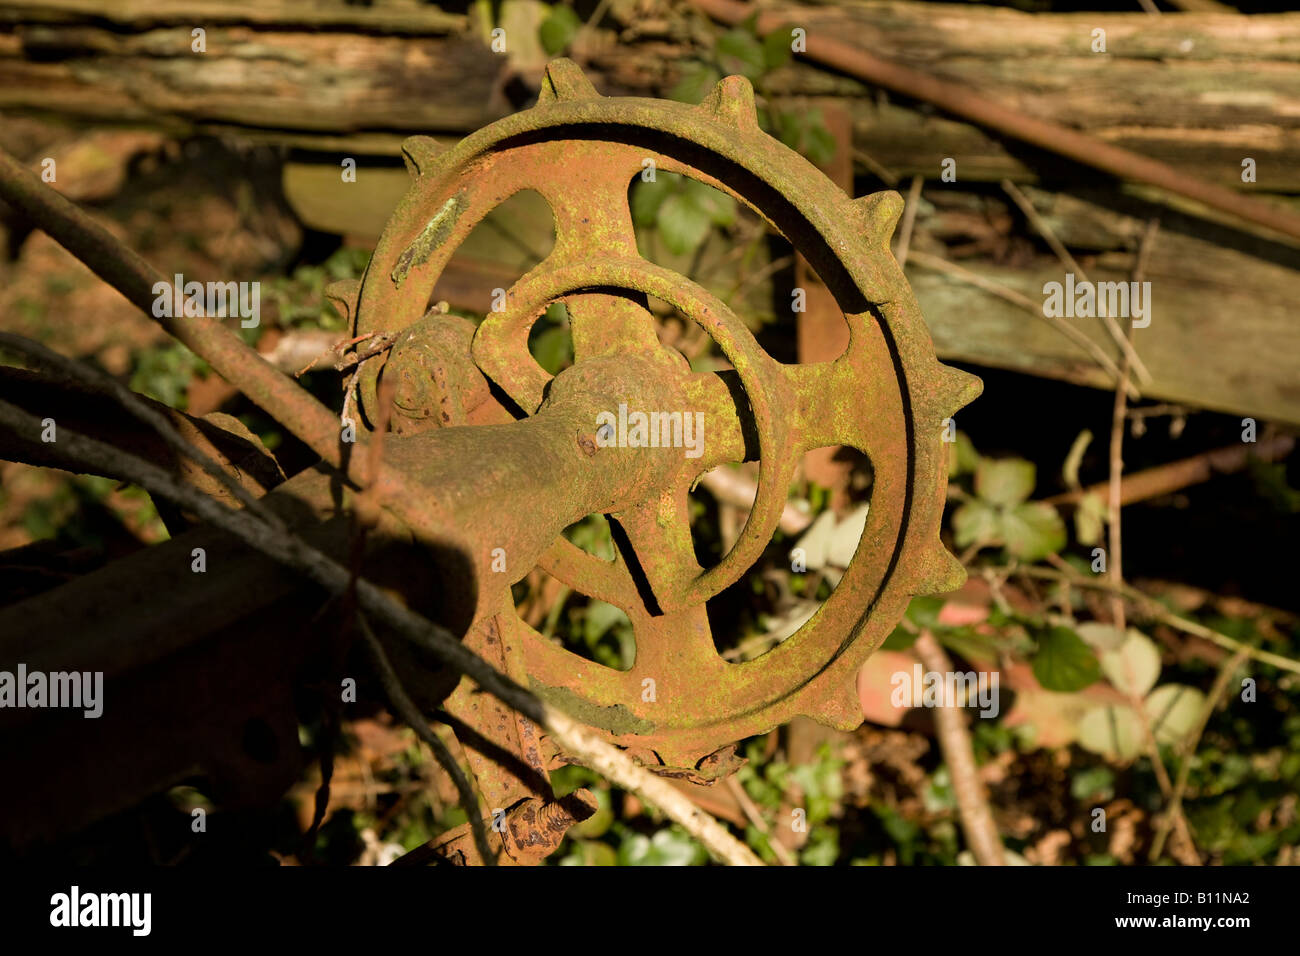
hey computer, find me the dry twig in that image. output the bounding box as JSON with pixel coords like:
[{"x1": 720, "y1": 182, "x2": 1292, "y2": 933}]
[
  {"x1": 357, "y1": 613, "x2": 496, "y2": 865},
  {"x1": 913, "y1": 631, "x2": 1005, "y2": 866},
  {"x1": 894, "y1": 175, "x2": 924, "y2": 269},
  {"x1": 725, "y1": 776, "x2": 797, "y2": 866},
  {"x1": 1001, "y1": 179, "x2": 1151, "y2": 385},
  {"x1": 1150, "y1": 646, "x2": 1251, "y2": 862}
]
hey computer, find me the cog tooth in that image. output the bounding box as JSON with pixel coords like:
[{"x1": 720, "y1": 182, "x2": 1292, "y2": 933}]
[
  {"x1": 698, "y1": 75, "x2": 758, "y2": 130},
  {"x1": 915, "y1": 542, "x2": 967, "y2": 597},
  {"x1": 810, "y1": 679, "x2": 866, "y2": 732},
  {"x1": 400, "y1": 135, "x2": 443, "y2": 178},
  {"x1": 936, "y1": 363, "x2": 983, "y2": 417},
  {"x1": 324, "y1": 278, "x2": 361, "y2": 326},
  {"x1": 853, "y1": 190, "x2": 904, "y2": 244},
  {"x1": 536, "y1": 57, "x2": 600, "y2": 105}
]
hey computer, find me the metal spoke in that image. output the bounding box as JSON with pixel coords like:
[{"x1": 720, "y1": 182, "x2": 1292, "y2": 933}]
[{"x1": 612, "y1": 485, "x2": 702, "y2": 611}]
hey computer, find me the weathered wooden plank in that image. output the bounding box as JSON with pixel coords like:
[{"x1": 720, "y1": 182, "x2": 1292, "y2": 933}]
[
  {"x1": 1, "y1": 2, "x2": 1297, "y2": 187},
  {"x1": 908, "y1": 188, "x2": 1300, "y2": 424},
  {"x1": 0, "y1": 0, "x2": 465, "y2": 32}
]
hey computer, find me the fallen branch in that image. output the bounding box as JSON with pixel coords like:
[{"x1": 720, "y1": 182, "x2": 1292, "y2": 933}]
[
  {"x1": 0, "y1": 331, "x2": 287, "y2": 532},
  {"x1": 1044, "y1": 434, "x2": 1295, "y2": 508},
  {"x1": 913, "y1": 630, "x2": 1005, "y2": 866},
  {"x1": 358, "y1": 613, "x2": 496, "y2": 866},
  {"x1": 894, "y1": 176, "x2": 923, "y2": 269}
]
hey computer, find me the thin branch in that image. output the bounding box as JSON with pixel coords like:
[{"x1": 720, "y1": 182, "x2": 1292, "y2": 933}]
[
  {"x1": 0, "y1": 331, "x2": 287, "y2": 533},
  {"x1": 1106, "y1": 314, "x2": 1132, "y2": 633},
  {"x1": 1001, "y1": 566, "x2": 1300, "y2": 676},
  {"x1": 725, "y1": 776, "x2": 797, "y2": 866},
  {"x1": 1150, "y1": 646, "x2": 1251, "y2": 862},
  {"x1": 1044, "y1": 434, "x2": 1295, "y2": 508},
  {"x1": 1001, "y1": 179, "x2": 1151, "y2": 385},
  {"x1": 724, "y1": 254, "x2": 794, "y2": 309},
  {"x1": 1105, "y1": 215, "x2": 1196, "y2": 862},
  {"x1": 895, "y1": 175, "x2": 924, "y2": 269},
  {"x1": 913, "y1": 630, "x2": 1005, "y2": 865},
  {"x1": 852, "y1": 148, "x2": 900, "y2": 188},
  {"x1": 357, "y1": 613, "x2": 496, "y2": 865}
]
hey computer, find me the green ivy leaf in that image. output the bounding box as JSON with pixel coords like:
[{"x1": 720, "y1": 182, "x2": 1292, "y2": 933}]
[
  {"x1": 716, "y1": 27, "x2": 766, "y2": 81},
  {"x1": 567, "y1": 788, "x2": 614, "y2": 839},
  {"x1": 1032, "y1": 626, "x2": 1101, "y2": 692},
  {"x1": 1100, "y1": 629, "x2": 1161, "y2": 697},
  {"x1": 530, "y1": 324, "x2": 572, "y2": 375},
  {"x1": 670, "y1": 62, "x2": 722, "y2": 104},
  {"x1": 946, "y1": 430, "x2": 979, "y2": 478},
  {"x1": 1145, "y1": 684, "x2": 1206, "y2": 746},
  {"x1": 774, "y1": 109, "x2": 804, "y2": 153},
  {"x1": 952, "y1": 499, "x2": 1000, "y2": 548},
  {"x1": 904, "y1": 594, "x2": 946, "y2": 630},
  {"x1": 799, "y1": 827, "x2": 840, "y2": 866},
  {"x1": 538, "y1": 5, "x2": 581, "y2": 56},
  {"x1": 882, "y1": 624, "x2": 917, "y2": 650},
  {"x1": 656, "y1": 191, "x2": 712, "y2": 256},
  {"x1": 975, "y1": 457, "x2": 1036, "y2": 506},
  {"x1": 1078, "y1": 703, "x2": 1144, "y2": 761},
  {"x1": 1248, "y1": 458, "x2": 1300, "y2": 513},
  {"x1": 1001, "y1": 501, "x2": 1066, "y2": 561},
  {"x1": 1070, "y1": 765, "x2": 1116, "y2": 802},
  {"x1": 619, "y1": 827, "x2": 705, "y2": 866},
  {"x1": 802, "y1": 112, "x2": 837, "y2": 166},
  {"x1": 1074, "y1": 491, "x2": 1106, "y2": 546},
  {"x1": 762, "y1": 28, "x2": 794, "y2": 70},
  {"x1": 629, "y1": 176, "x2": 671, "y2": 227},
  {"x1": 682, "y1": 177, "x2": 737, "y2": 228}
]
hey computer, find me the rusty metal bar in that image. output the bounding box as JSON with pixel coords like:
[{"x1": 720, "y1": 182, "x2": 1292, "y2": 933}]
[
  {"x1": 0, "y1": 146, "x2": 355, "y2": 476},
  {"x1": 0, "y1": 365, "x2": 283, "y2": 505}
]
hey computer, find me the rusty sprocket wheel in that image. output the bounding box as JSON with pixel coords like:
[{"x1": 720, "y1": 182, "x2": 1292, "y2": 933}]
[{"x1": 350, "y1": 60, "x2": 981, "y2": 771}]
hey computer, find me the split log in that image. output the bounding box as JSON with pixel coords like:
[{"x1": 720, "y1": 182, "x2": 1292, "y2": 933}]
[
  {"x1": 1, "y1": 1, "x2": 1298, "y2": 189},
  {"x1": 907, "y1": 186, "x2": 1300, "y2": 425}
]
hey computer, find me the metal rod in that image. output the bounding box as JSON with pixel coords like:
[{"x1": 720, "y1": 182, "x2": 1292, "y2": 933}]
[{"x1": 0, "y1": 145, "x2": 356, "y2": 478}]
